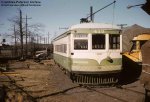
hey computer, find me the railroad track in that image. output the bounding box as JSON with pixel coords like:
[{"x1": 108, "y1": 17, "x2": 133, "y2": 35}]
[
  {"x1": 1, "y1": 60, "x2": 146, "y2": 102},
  {"x1": 116, "y1": 85, "x2": 145, "y2": 95},
  {"x1": 81, "y1": 85, "x2": 145, "y2": 102},
  {"x1": 35, "y1": 83, "x2": 145, "y2": 102},
  {"x1": 58, "y1": 64, "x2": 146, "y2": 101},
  {"x1": 0, "y1": 72, "x2": 37, "y2": 102}
]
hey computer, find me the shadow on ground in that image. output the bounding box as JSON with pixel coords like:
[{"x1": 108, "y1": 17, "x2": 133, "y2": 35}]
[
  {"x1": 118, "y1": 55, "x2": 150, "y2": 102},
  {"x1": 119, "y1": 55, "x2": 142, "y2": 85}
]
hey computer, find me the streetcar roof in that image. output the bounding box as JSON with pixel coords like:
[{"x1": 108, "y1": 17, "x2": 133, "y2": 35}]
[
  {"x1": 69, "y1": 23, "x2": 120, "y2": 30},
  {"x1": 52, "y1": 23, "x2": 120, "y2": 42}
]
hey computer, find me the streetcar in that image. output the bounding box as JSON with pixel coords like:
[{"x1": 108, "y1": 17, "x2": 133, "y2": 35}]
[{"x1": 52, "y1": 22, "x2": 122, "y2": 85}]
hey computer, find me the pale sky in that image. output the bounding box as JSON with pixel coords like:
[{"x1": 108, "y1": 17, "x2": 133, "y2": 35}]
[{"x1": 0, "y1": 0, "x2": 149, "y2": 44}]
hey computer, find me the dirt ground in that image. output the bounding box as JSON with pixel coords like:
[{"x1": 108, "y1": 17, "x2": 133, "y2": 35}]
[{"x1": 0, "y1": 59, "x2": 149, "y2": 102}]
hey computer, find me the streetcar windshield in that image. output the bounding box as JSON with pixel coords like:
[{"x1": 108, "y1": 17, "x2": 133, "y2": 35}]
[
  {"x1": 92, "y1": 34, "x2": 105, "y2": 49},
  {"x1": 109, "y1": 34, "x2": 120, "y2": 49}
]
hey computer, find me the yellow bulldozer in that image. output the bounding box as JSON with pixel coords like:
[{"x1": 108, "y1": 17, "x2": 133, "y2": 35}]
[
  {"x1": 123, "y1": 34, "x2": 150, "y2": 63},
  {"x1": 123, "y1": 33, "x2": 150, "y2": 99}
]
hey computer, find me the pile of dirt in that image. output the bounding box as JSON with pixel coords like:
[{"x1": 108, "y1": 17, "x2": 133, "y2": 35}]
[{"x1": 122, "y1": 24, "x2": 150, "y2": 52}]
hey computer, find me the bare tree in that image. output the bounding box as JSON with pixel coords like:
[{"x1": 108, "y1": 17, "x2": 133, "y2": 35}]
[{"x1": 8, "y1": 10, "x2": 45, "y2": 59}]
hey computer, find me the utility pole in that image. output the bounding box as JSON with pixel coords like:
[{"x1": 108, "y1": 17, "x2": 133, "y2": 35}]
[
  {"x1": 45, "y1": 37, "x2": 47, "y2": 48},
  {"x1": 117, "y1": 24, "x2": 127, "y2": 29},
  {"x1": 25, "y1": 15, "x2": 27, "y2": 57},
  {"x1": 28, "y1": 31, "x2": 31, "y2": 55},
  {"x1": 44, "y1": 37, "x2": 45, "y2": 44},
  {"x1": 14, "y1": 25, "x2": 17, "y2": 56},
  {"x1": 45, "y1": 37, "x2": 47, "y2": 46},
  {"x1": 39, "y1": 36, "x2": 42, "y2": 47},
  {"x1": 31, "y1": 36, "x2": 35, "y2": 57},
  {"x1": 24, "y1": 15, "x2": 32, "y2": 58},
  {"x1": 44, "y1": 37, "x2": 46, "y2": 48},
  {"x1": 40, "y1": 36, "x2": 42, "y2": 44},
  {"x1": 36, "y1": 34, "x2": 39, "y2": 50},
  {"x1": 28, "y1": 31, "x2": 31, "y2": 43},
  {"x1": 48, "y1": 32, "x2": 50, "y2": 44},
  {"x1": 20, "y1": 9, "x2": 24, "y2": 59}
]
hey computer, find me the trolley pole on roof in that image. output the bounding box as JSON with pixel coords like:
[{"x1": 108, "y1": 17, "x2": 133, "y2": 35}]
[
  {"x1": 86, "y1": 1, "x2": 116, "y2": 21},
  {"x1": 90, "y1": 6, "x2": 94, "y2": 22},
  {"x1": 80, "y1": 1, "x2": 116, "y2": 23}
]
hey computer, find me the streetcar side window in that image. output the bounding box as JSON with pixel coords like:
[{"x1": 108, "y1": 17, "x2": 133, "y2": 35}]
[
  {"x1": 109, "y1": 34, "x2": 120, "y2": 49},
  {"x1": 74, "y1": 40, "x2": 88, "y2": 50},
  {"x1": 92, "y1": 34, "x2": 105, "y2": 49},
  {"x1": 55, "y1": 44, "x2": 67, "y2": 53}
]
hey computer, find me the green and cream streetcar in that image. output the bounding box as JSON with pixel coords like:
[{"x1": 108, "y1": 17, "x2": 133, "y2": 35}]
[{"x1": 52, "y1": 22, "x2": 122, "y2": 85}]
